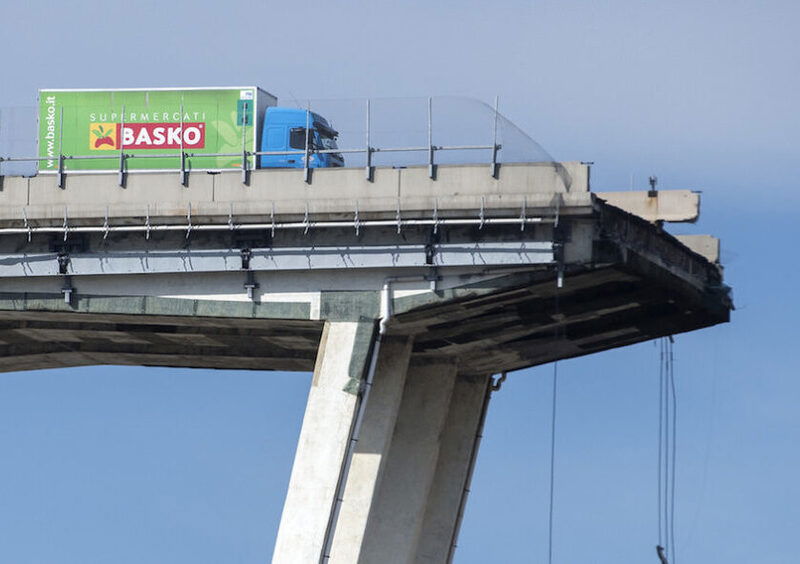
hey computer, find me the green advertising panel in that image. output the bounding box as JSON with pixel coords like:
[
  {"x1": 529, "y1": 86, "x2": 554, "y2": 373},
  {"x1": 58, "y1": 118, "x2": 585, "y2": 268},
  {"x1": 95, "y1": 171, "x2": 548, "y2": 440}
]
[{"x1": 37, "y1": 87, "x2": 270, "y2": 172}]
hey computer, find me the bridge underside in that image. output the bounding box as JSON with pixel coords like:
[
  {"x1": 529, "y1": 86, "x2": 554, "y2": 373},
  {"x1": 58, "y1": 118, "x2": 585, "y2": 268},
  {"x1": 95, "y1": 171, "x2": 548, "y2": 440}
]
[
  {"x1": 0, "y1": 260, "x2": 726, "y2": 375},
  {"x1": 0, "y1": 309, "x2": 323, "y2": 373}
]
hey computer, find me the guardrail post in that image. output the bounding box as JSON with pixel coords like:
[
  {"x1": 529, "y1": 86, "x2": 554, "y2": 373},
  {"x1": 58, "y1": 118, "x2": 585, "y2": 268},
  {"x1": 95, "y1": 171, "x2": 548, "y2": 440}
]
[
  {"x1": 179, "y1": 102, "x2": 188, "y2": 187},
  {"x1": 179, "y1": 151, "x2": 187, "y2": 187},
  {"x1": 57, "y1": 154, "x2": 65, "y2": 189},
  {"x1": 304, "y1": 103, "x2": 311, "y2": 184},
  {"x1": 241, "y1": 100, "x2": 250, "y2": 185},
  {"x1": 58, "y1": 107, "x2": 66, "y2": 189},
  {"x1": 118, "y1": 105, "x2": 126, "y2": 187},
  {"x1": 428, "y1": 97, "x2": 436, "y2": 180},
  {"x1": 365, "y1": 99, "x2": 373, "y2": 182},
  {"x1": 490, "y1": 96, "x2": 500, "y2": 179}
]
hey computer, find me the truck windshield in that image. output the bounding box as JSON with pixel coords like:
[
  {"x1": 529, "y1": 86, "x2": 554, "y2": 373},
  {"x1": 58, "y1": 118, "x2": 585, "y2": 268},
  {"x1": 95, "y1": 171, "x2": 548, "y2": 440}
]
[{"x1": 318, "y1": 131, "x2": 338, "y2": 150}]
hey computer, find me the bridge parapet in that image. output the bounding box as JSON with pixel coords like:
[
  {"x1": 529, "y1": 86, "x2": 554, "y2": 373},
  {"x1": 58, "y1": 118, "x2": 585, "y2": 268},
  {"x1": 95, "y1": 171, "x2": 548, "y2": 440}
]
[{"x1": 0, "y1": 162, "x2": 587, "y2": 226}]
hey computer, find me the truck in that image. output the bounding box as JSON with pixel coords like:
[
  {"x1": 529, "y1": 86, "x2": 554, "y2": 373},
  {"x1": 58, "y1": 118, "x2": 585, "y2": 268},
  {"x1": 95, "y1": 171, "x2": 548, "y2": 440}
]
[{"x1": 37, "y1": 86, "x2": 343, "y2": 173}]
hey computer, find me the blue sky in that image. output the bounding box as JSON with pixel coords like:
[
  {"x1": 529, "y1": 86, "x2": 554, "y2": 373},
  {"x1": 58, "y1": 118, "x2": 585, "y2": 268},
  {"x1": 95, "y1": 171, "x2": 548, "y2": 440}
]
[{"x1": 0, "y1": 1, "x2": 798, "y2": 562}]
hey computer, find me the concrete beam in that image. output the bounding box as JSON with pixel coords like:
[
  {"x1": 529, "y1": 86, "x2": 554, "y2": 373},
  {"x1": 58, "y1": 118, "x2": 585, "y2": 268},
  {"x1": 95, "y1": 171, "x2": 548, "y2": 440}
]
[{"x1": 595, "y1": 190, "x2": 700, "y2": 223}]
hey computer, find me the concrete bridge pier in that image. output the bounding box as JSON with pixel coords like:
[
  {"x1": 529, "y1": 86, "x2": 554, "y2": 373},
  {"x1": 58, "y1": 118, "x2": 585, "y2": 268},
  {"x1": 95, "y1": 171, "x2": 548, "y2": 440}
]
[{"x1": 273, "y1": 323, "x2": 492, "y2": 564}]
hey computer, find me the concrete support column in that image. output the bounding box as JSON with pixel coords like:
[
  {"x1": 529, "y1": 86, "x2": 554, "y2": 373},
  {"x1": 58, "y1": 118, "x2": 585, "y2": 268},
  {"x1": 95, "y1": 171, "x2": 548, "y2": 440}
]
[
  {"x1": 328, "y1": 336, "x2": 414, "y2": 562},
  {"x1": 275, "y1": 325, "x2": 493, "y2": 564},
  {"x1": 415, "y1": 374, "x2": 491, "y2": 563},
  {"x1": 357, "y1": 361, "x2": 458, "y2": 563},
  {"x1": 272, "y1": 320, "x2": 373, "y2": 564}
]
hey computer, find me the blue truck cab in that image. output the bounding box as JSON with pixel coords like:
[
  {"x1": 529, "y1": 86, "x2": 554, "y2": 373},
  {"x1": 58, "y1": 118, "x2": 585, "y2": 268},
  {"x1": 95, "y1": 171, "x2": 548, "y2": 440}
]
[{"x1": 259, "y1": 107, "x2": 344, "y2": 168}]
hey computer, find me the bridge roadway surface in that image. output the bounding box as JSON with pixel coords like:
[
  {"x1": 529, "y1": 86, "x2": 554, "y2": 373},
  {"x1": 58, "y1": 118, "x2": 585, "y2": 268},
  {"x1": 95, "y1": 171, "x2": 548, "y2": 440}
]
[{"x1": 0, "y1": 162, "x2": 731, "y2": 563}]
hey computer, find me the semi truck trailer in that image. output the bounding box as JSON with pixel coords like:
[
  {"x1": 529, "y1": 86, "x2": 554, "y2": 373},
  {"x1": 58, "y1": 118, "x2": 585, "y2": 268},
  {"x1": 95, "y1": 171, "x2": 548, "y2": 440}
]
[{"x1": 37, "y1": 86, "x2": 343, "y2": 173}]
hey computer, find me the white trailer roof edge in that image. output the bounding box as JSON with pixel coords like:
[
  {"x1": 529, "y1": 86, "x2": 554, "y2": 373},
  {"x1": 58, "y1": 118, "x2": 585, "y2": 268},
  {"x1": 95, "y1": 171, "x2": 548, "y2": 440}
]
[{"x1": 38, "y1": 86, "x2": 277, "y2": 101}]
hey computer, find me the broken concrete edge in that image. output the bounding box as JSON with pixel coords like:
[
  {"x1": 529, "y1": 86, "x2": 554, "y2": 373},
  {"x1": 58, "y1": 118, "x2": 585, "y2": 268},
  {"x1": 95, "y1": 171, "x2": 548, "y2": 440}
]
[
  {"x1": 592, "y1": 196, "x2": 729, "y2": 294},
  {"x1": 674, "y1": 234, "x2": 720, "y2": 264},
  {"x1": 594, "y1": 190, "x2": 700, "y2": 224},
  {"x1": 390, "y1": 202, "x2": 732, "y2": 320}
]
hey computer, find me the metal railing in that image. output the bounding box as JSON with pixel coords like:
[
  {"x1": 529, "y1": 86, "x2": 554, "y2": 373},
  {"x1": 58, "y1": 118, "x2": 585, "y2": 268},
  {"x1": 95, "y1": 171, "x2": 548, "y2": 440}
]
[
  {"x1": 0, "y1": 97, "x2": 506, "y2": 189},
  {"x1": 1, "y1": 195, "x2": 557, "y2": 241}
]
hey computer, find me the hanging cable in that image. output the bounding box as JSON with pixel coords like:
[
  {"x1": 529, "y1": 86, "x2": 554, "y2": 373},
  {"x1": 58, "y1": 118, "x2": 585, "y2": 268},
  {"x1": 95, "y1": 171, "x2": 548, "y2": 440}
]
[
  {"x1": 657, "y1": 338, "x2": 664, "y2": 550},
  {"x1": 547, "y1": 274, "x2": 563, "y2": 564},
  {"x1": 663, "y1": 338, "x2": 670, "y2": 557},
  {"x1": 548, "y1": 359, "x2": 558, "y2": 564},
  {"x1": 656, "y1": 336, "x2": 677, "y2": 564},
  {"x1": 669, "y1": 337, "x2": 677, "y2": 563}
]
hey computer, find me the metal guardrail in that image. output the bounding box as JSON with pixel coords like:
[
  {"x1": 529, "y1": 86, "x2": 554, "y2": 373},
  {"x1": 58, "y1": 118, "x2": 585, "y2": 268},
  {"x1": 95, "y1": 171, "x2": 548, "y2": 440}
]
[
  {"x1": 2, "y1": 195, "x2": 553, "y2": 241},
  {"x1": 0, "y1": 97, "x2": 503, "y2": 189}
]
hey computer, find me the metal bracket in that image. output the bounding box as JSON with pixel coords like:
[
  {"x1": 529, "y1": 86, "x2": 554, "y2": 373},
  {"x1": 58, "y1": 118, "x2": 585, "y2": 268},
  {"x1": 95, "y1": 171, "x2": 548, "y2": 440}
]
[
  {"x1": 648, "y1": 175, "x2": 658, "y2": 198},
  {"x1": 424, "y1": 243, "x2": 436, "y2": 265},
  {"x1": 240, "y1": 248, "x2": 253, "y2": 270},
  {"x1": 244, "y1": 270, "x2": 259, "y2": 300},
  {"x1": 185, "y1": 203, "x2": 193, "y2": 239},
  {"x1": 103, "y1": 207, "x2": 110, "y2": 240},
  {"x1": 60, "y1": 275, "x2": 74, "y2": 304},
  {"x1": 554, "y1": 196, "x2": 561, "y2": 229},
  {"x1": 433, "y1": 198, "x2": 439, "y2": 235},
  {"x1": 56, "y1": 253, "x2": 70, "y2": 275},
  {"x1": 491, "y1": 372, "x2": 507, "y2": 391},
  {"x1": 270, "y1": 202, "x2": 276, "y2": 238},
  {"x1": 62, "y1": 207, "x2": 69, "y2": 241},
  {"x1": 145, "y1": 205, "x2": 152, "y2": 240},
  {"x1": 396, "y1": 199, "x2": 402, "y2": 234},
  {"x1": 22, "y1": 208, "x2": 31, "y2": 242}
]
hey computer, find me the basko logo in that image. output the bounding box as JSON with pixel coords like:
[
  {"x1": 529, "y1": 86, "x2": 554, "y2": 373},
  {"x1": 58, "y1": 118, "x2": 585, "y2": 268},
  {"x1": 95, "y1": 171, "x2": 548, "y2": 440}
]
[{"x1": 89, "y1": 122, "x2": 206, "y2": 150}]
